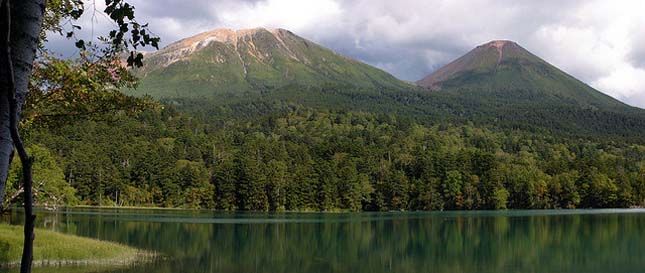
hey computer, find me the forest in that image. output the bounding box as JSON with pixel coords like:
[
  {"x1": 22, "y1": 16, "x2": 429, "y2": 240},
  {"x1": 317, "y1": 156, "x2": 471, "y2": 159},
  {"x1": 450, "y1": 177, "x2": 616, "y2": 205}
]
[
  {"x1": 3, "y1": 1, "x2": 644, "y2": 213},
  {"x1": 6, "y1": 99, "x2": 645, "y2": 211}
]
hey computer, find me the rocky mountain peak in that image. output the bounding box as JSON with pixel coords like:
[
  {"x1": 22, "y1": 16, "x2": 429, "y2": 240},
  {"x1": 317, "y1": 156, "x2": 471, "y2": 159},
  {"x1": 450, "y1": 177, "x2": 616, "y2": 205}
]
[
  {"x1": 416, "y1": 40, "x2": 531, "y2": 89},
  {"x1": 129, "y1": 27, "x2": 408, "y2": 98},
  {"x1": 146, "y1": 27, "x2": 298, "y2": 68},
  {"x1": 480, "y1": 40, "x2": 516, "y2": 49}
]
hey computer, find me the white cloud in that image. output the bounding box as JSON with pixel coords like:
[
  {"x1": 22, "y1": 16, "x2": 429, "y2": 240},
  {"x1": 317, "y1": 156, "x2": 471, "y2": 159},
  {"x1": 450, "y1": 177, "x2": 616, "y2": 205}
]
[
  {"x1": 213, "y1": 0, "x2": 343, "y2": 33},
  {"x1": 523, "y1": 0, "x2": 645, "y2": 106},
  {"x1": 594, "y1": 65, "x2": 645, "y2": 105}
]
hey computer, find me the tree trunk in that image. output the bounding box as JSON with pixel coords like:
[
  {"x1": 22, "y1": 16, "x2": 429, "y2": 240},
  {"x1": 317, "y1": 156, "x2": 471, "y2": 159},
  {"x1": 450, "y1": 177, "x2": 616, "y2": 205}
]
[
  {"x1": 0, "y1": 0, "x2": 12, "y2": 212},
  {"x1": 0, "y1": 87, "x2": 9, "y2": 212},
  {"x1": 1, "y1": 1, "x2": 46, "y2": 273},
  {"x1": 0, "y1": 0, "x2": 45, "y2": 208}
]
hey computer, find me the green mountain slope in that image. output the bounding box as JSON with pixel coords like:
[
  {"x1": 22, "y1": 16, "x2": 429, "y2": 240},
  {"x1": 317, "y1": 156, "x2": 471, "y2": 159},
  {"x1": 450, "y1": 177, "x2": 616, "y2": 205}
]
[
  {"x1": 127, "y1": 31, "x2": 645, "y2": 140},
  {"x1": 410, "y1": 40, "x2": 645, "y2": 139},
  {"x1": 128, "y1": 28, "x2": 411, "y2": 98},
  {"x1": 416, "y1": 40, "x2": 627, "y2": 110}
]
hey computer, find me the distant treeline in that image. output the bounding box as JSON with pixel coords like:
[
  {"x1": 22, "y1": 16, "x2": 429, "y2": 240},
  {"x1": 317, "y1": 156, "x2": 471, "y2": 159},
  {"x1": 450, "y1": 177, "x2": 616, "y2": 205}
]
[{"x1": 8, "y1": 103, "x2": 645, "y2": 211}]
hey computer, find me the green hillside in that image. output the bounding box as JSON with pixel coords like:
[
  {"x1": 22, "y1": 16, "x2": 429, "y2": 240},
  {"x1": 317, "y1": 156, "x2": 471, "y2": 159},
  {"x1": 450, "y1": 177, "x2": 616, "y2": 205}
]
[
  {"x1": 417, "y1": 40, "x2": 627, "y2": 110},
  {"x1": 409, "y1": 40, "x2": 645, "y2": 139},
  {"x1": 127, "y1": 28, "x2": 411, "y2": 98},
  {"x1": 126, "y1": 33, "x2": 645, "y2": 140}
]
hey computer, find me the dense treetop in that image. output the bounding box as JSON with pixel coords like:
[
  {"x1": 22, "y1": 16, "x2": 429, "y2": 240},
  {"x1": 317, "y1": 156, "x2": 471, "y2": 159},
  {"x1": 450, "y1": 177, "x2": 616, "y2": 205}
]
[{"x1": 8, "y1": 100, "x2": 645, "y2": 211}]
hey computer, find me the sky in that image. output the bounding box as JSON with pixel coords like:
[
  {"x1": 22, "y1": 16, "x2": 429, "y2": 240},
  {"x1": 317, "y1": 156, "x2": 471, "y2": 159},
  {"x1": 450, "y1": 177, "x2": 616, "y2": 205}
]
[{"x1": 50, "y1": 0, "x2": 645, "y2": 108}]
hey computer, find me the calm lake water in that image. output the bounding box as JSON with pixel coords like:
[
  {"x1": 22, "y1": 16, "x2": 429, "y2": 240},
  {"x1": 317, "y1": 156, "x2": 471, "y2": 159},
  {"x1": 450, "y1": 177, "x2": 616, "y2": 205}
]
[{"x1": 2, "y1": 208, "x2": 645, "y2": 273}]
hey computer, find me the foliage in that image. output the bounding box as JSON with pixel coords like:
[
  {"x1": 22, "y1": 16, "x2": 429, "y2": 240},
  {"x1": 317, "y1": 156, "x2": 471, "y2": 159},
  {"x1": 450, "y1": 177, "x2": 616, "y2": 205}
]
[
  {"x1": 25, "y1": 51, "x2": 157, "y2": 128},
  {"x1": 41, "y1": 0, "x2": 159, "y2": 67},
  {"x1": 18, "y1": 103, "x2": 645, "y2": 211},
  {"x1": 5, "y1": 145, "x2": 78, "y2": 209}
]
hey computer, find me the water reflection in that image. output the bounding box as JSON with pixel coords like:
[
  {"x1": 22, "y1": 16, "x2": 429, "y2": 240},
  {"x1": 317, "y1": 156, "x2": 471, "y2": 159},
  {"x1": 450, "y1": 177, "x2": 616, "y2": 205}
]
[{"x1": 2, "y1": 209, "x2": 645, "y2": 273}]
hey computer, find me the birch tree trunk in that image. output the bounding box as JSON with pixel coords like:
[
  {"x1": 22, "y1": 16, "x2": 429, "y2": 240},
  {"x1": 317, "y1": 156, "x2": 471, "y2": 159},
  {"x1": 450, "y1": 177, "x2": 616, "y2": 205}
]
[
  {"x1": 1, "y1": 1, "x2": 45, "y2": 273},
  {"x1": 0, "y1": 0, "x2": 11, "y2": 211},
  {"x1": 0, "y1": 0, "x2": 45, "y2": 211}
]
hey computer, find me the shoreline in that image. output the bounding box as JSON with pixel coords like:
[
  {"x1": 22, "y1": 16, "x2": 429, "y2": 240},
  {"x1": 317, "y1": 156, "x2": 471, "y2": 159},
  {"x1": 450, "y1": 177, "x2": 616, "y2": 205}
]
[
  {"x1": 0, "y1": 251, "x2": 157, "y2": 268},
  {"x1": 0, "y1": 223, "x2": 157, "y2": 268},
  {"x1": 6, "y1": 205, "x2": 645, "y2": 215}
]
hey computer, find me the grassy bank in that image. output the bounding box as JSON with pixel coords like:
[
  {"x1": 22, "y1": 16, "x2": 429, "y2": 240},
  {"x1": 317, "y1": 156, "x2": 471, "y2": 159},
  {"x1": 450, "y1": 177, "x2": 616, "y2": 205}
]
[{"x1": 0, "y1": 224, "x2": 153, "y2": 268}]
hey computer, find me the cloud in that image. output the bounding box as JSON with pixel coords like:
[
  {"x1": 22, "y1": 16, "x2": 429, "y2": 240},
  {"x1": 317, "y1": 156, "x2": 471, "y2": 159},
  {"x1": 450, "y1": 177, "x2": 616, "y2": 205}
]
[
  {"x1": 628, "y1": 22, "x2": 645, "y2": 69},
  {"x1": 214, "y1": 0, "x2": 342, "y2": 31},
  {"x1": 46, "y1": 0, "x2": 645, "y2": 108},
  {"x1": 594, "y1": 65, "x2": 645, "y2": 104}
]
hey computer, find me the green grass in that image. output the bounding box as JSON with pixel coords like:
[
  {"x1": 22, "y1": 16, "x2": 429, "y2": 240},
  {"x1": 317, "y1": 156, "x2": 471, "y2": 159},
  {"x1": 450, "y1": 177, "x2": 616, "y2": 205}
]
[{"x1": 0, "y1": 224, "x2": 152, "y2": 267}]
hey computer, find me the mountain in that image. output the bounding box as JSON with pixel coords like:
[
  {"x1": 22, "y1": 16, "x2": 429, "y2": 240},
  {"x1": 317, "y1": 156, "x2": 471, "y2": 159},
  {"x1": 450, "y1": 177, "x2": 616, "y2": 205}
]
[
  {"x1": 417, "y1": 40, "x2": 627, "y2": 110},
  {"x1": 127, "y1": 31, "x2": 645, "y2": 140},
  {"x1": 128, "y1": 28, "x2": 410, "y2": 98},
  {"x1": 411, "y1": 40, "x2": 645, "y2": 139}
]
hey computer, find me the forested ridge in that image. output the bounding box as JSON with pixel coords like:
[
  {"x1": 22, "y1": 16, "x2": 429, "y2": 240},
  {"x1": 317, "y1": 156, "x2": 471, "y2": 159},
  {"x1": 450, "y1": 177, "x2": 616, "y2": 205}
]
[
  {"x1": 5, "y1": 25, "x2": 645, "y2": 212},
  {"x1": 7, "y1": 99, "x2": 645, "y2": 211}
]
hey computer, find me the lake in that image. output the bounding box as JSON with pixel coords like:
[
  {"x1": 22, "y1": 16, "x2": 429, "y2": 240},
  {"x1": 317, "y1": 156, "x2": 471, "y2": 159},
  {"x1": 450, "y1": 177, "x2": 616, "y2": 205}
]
[{"x1": 2, "y1": 208, "x2": 645, "y2": 273}]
